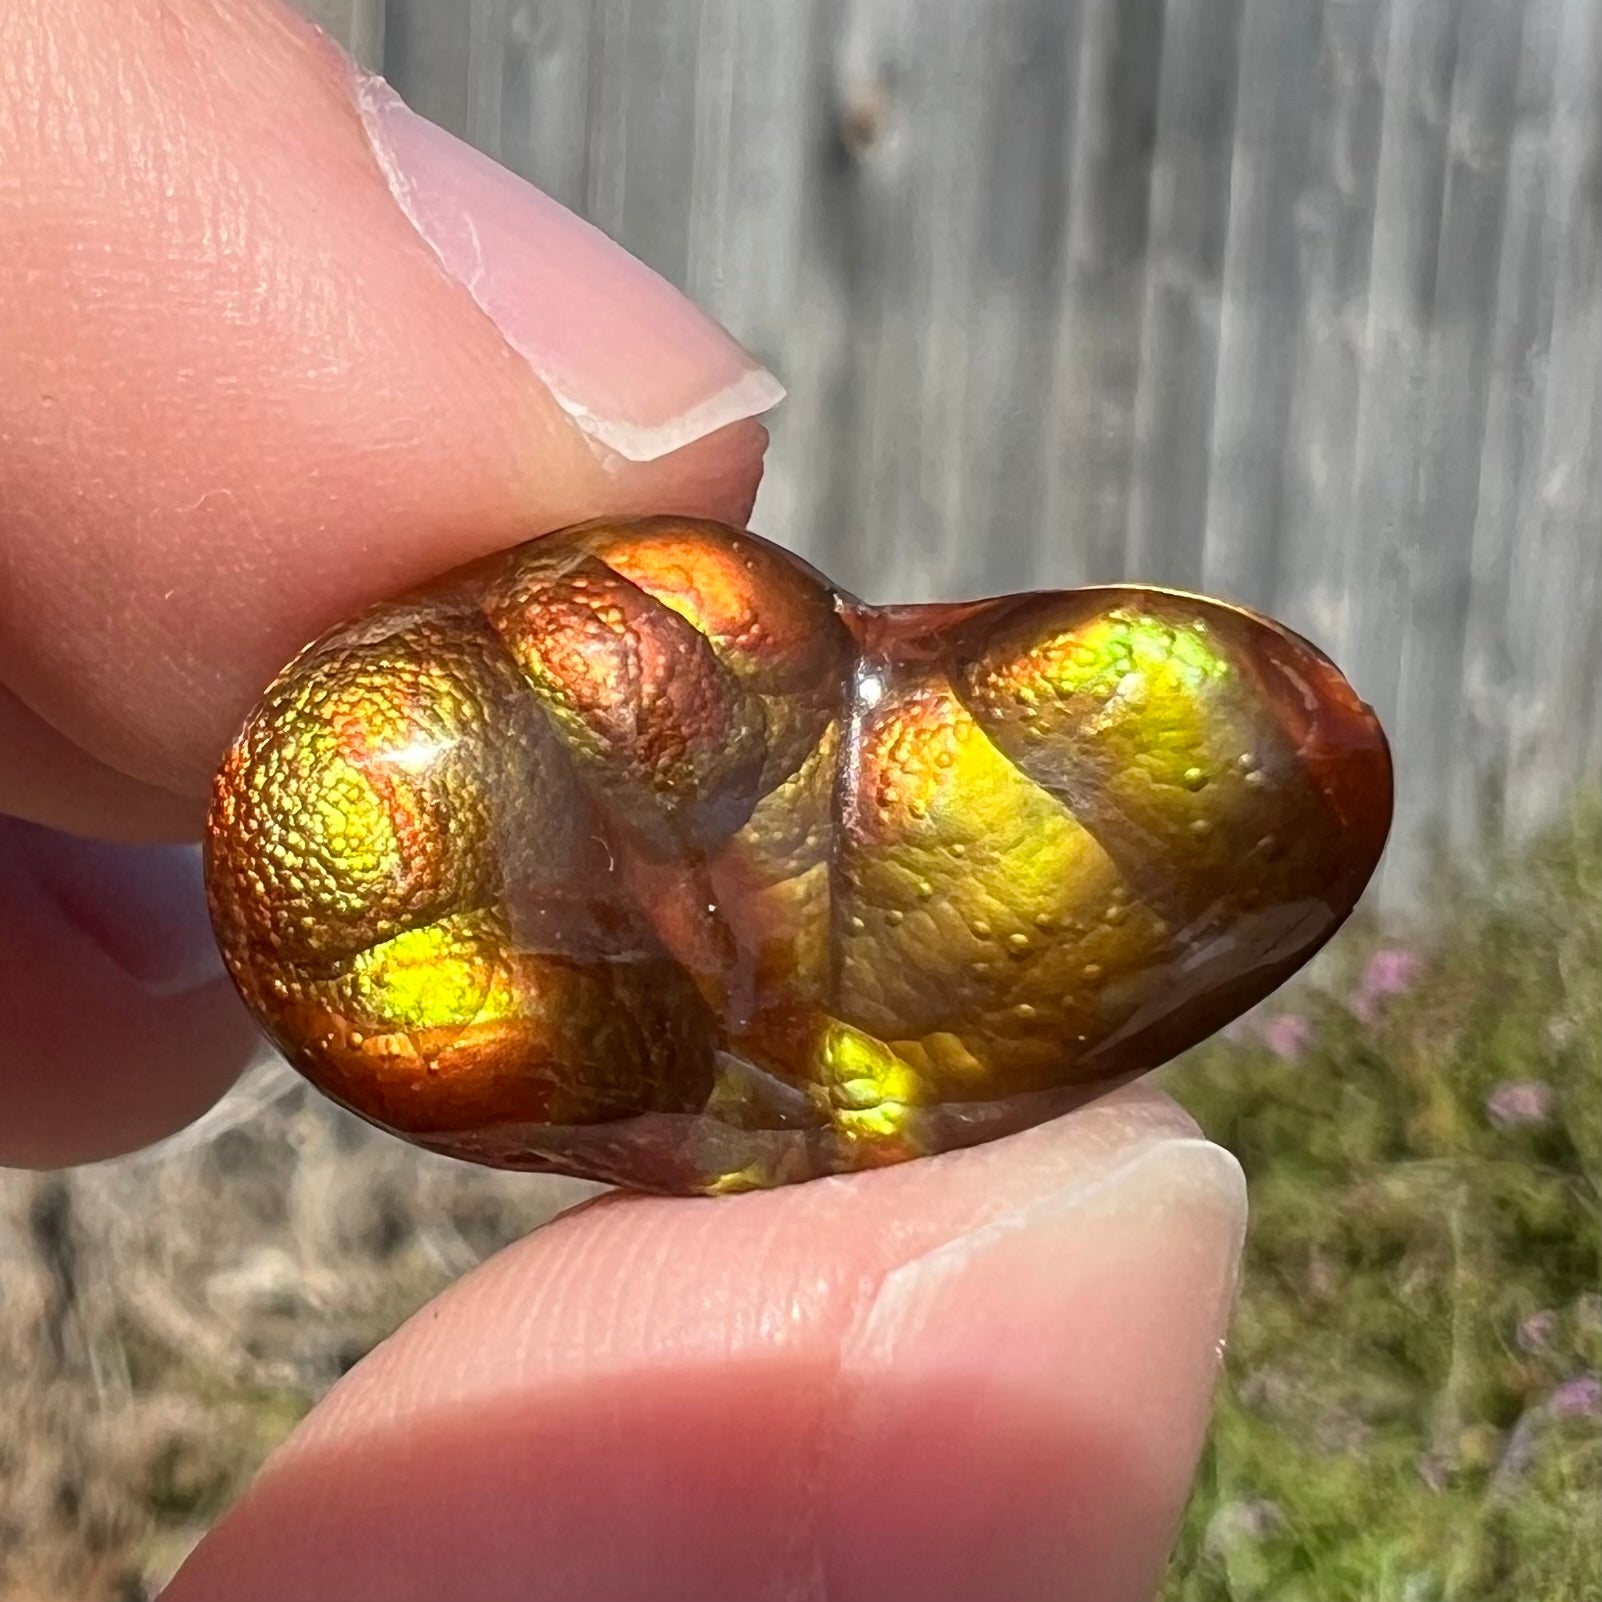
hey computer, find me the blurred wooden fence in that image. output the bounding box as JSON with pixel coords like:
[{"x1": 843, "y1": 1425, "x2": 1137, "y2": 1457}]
[{"x1": 300, "y1": 0, "x2": 1602, "y2": 896}]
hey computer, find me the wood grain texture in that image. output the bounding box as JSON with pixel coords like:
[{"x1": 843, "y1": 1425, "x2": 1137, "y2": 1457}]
[{"x1": 299, "y1": 0, "x2": 1602, "y2": 897}]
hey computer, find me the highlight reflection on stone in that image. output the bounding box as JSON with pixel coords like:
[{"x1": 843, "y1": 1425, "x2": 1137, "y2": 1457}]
[{"x1": 206, "y1": 517, "x2": 1392, "y2": 1193}]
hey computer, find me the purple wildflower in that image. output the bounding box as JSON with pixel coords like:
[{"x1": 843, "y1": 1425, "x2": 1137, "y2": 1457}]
[
  {"x1": 1259, "y1": 1012, "x2": 1314, "y2": 1062},
  {"x1": 1549, "y1": 1375, "x2": 1602, "y2": 1420},
  {"x1": 1365, "y1": 946, "x2": 1422, "y2": 996},
  {"x1": 1348, "y1": 945, "x2": 1422, "y2": 1021},
  {"x1": 1485, "y1": 1080, "x2": 1556, "y2": 1130}
]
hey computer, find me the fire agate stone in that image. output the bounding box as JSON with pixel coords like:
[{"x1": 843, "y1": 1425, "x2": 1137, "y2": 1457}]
[{"x1": 206, "y1": 517, "x2": 1392, "y2": 1192}]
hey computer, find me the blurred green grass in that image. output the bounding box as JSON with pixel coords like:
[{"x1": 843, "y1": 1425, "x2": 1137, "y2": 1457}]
[{"x1": 1162, "y1": 798, "x2": 1601, "y2": 1602}]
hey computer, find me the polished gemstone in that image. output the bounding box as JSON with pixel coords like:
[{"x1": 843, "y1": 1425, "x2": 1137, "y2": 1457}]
[{"x1": 205, "y1": 517, "x2": 1392, "y2": 1192}]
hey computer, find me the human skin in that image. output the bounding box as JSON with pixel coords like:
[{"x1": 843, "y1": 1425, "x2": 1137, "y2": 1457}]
[{"x1": 0, "y1": 3, "x2": 1248, "y2": 1597}]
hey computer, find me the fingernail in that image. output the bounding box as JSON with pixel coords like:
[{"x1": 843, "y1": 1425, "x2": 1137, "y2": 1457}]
[
  {"x1": 848, "y1": 1135, "x2": 1247, "y2": 1387},
  {"x1": 350, "y1": 70, "x2": 785, "y2": 463},
  {"x1": 8, "y1": 819, "x2": 224, "y2": 998}
]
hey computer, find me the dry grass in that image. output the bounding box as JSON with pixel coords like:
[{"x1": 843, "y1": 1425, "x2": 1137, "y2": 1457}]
[{"x1": 0, "y1": 1083, "x2": 595, "y2": 1598}]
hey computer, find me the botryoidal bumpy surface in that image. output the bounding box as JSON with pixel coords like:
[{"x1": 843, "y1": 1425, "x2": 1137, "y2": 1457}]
[{"x1": 206, "y1": 517, "x2": 1392, "y2": 1192}]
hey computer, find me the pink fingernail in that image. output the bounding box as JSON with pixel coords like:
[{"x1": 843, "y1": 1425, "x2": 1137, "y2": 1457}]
[{"x1": 351, "y1": 71, "x2": 784, "y2": 462}]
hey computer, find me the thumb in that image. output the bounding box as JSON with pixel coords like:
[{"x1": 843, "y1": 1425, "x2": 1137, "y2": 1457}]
[
  {"x1": 164, "y1": 1087, "x2": 1247, "y2": 1602},
  {"x1": 0, "y1": 0, "x2": 780, "y2": 837}
]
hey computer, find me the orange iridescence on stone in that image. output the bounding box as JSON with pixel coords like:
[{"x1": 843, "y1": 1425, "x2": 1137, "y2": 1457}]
[{"x1": 205, "y1": 517, "x2": 1393, "y2": 1193}]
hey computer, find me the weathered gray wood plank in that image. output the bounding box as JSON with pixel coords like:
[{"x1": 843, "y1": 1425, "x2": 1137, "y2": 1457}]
[
  {"x1": 1201, "y1": 0, "x2": 1319, "y2": 613},
  {"x1": 1124, "y1": 0, "x2": 1244, "y2": 589},
  {"x1": 681, "y1": 0, "x2": 832, "y2": 550},
  {"x1": 1343, "y1": 0, "x2": 1459, "y2": 881},
  {"x1": 1390, "y1": 0, "x2": 1525, "y2": 875},
  {"x1": 1504, "y1": 0, "x2": 1602, "y2": 837},
  {"x1": 1451, "y1": 0, "x2": 1564, "y2": 847},
  {"x1": 1041, "y1": 0, "x2": 1166, "y2": 586},
  {"x1": 1273, "y1": 0, "x2": 1391, "y2": 667}
]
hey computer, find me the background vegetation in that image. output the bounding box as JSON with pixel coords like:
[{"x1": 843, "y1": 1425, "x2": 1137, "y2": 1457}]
[{"x1": 1165, "y1": 799, "x2": 1601, "y2": 1602}]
